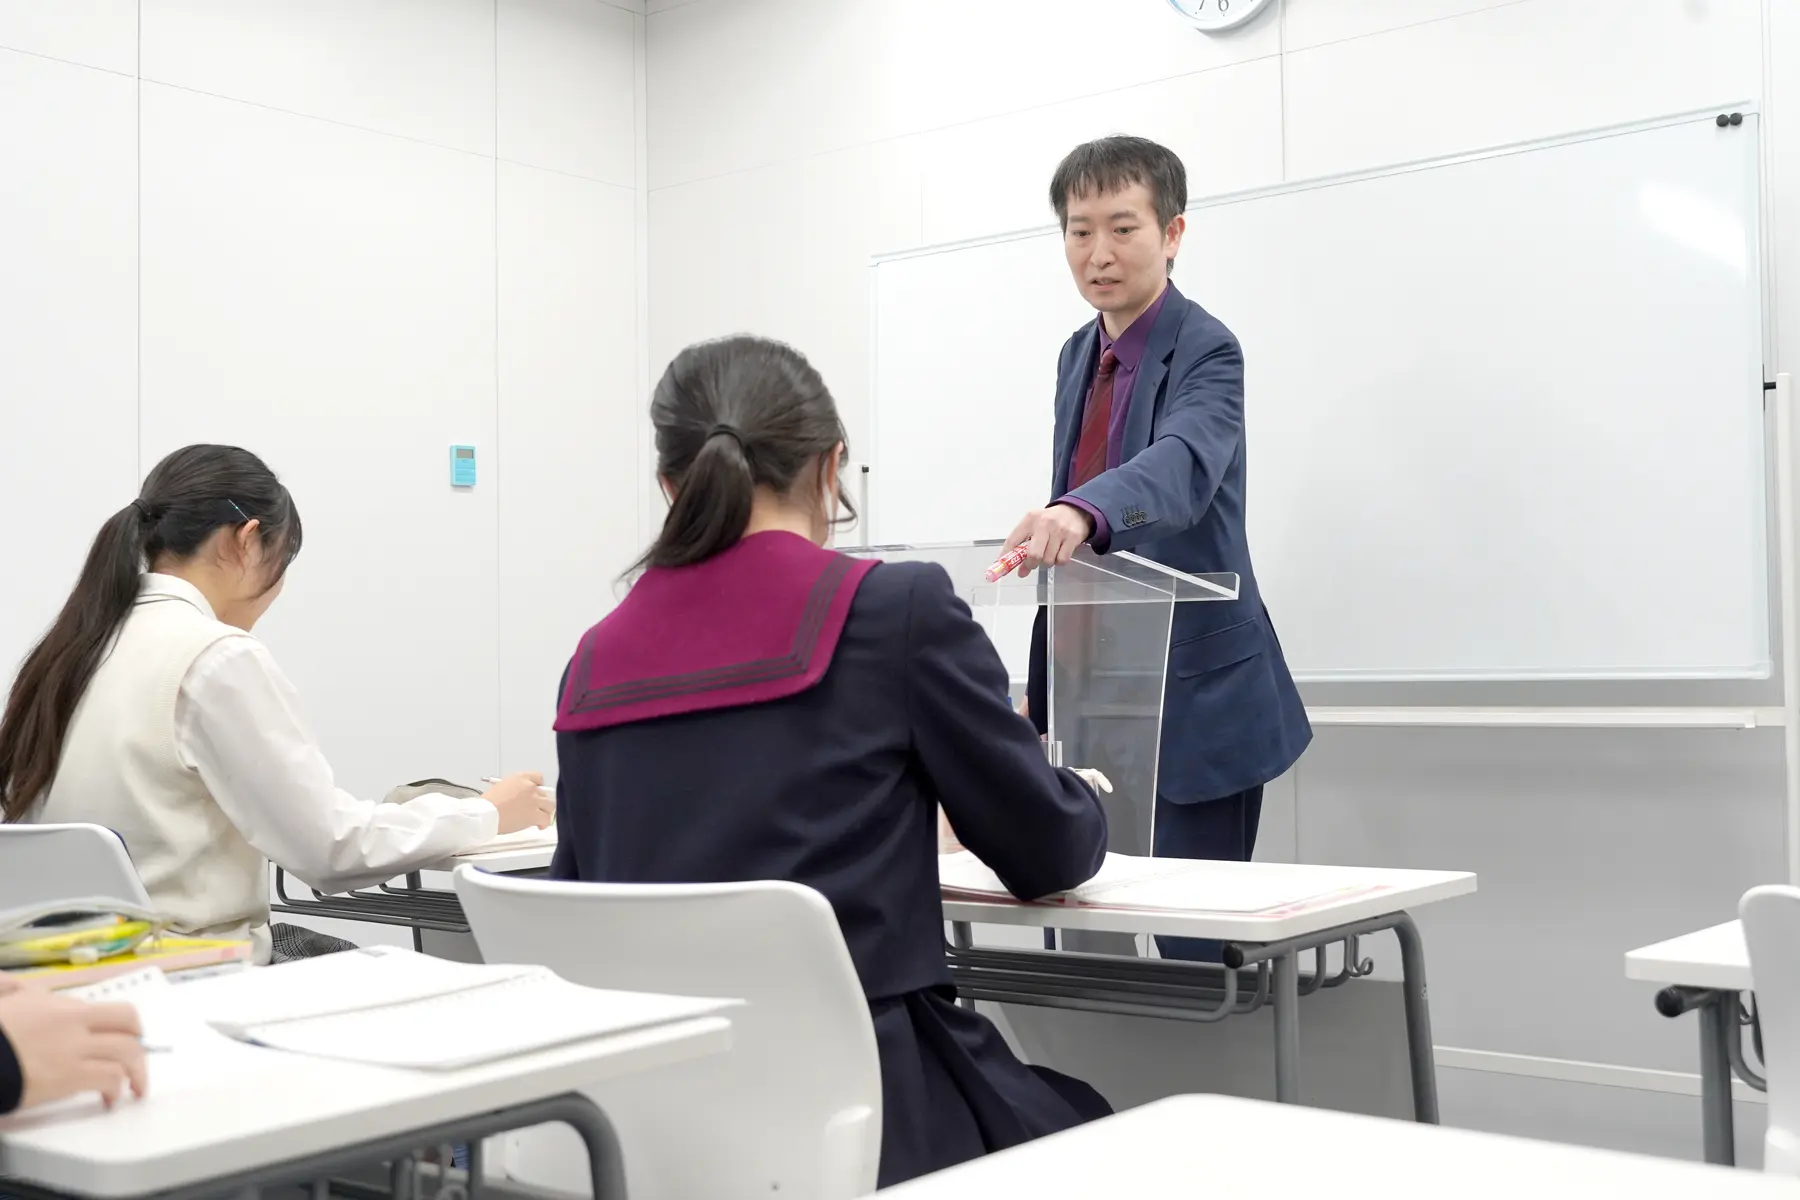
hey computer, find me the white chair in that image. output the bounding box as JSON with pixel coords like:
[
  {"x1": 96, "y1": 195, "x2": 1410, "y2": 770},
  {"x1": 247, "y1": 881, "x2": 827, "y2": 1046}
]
[
  {"x1": 1740, "y1": 885, "x2": 1800, "y2": 1174},
  {"x1": 452, "y1": 866, "x2": 882, "y2": 1200},
  {"x1": 0, "y1": 822, "x2": 150, "y2": 911}
]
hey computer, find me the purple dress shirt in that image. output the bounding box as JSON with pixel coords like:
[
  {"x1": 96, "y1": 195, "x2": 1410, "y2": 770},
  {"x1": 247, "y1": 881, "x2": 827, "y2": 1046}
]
[{"x1": 1058, "y1": 284, "x2": 1171, "y2": 551}]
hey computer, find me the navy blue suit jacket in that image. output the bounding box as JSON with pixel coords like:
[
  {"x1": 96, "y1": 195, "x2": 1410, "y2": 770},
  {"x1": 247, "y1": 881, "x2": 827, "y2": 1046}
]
[{"x1": 1028, "y1": 283, "x2": 1311, "y2": 803}]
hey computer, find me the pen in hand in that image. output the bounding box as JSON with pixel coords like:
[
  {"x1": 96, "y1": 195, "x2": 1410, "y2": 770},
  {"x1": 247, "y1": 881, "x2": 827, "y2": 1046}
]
[{"x1": 481, "y1": 776, "x2": 551, "y2": 790}]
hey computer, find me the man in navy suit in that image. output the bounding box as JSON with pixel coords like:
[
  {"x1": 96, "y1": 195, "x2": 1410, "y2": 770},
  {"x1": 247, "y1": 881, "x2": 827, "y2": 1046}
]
[{"x1": 1010, "y1": 136, "x2": 1312, "y2": 960}]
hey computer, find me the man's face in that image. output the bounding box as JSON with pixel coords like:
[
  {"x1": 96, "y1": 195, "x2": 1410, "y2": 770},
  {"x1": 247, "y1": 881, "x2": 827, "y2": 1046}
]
[{"x1": 1061, "y1": 182, "x2": 1182, "y2": 319}]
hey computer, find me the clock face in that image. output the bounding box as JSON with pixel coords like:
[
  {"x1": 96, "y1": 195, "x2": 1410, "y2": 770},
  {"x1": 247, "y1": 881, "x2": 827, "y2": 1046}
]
[{"x1": 1167, "y1": 0, "x2": 1273, "y2": 31}]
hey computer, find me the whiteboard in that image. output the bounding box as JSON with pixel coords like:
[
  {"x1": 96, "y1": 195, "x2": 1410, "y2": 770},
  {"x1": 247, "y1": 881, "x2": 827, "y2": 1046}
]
[{"x1": 870, "y1": 112, "x2": 1769, "y2": 681}]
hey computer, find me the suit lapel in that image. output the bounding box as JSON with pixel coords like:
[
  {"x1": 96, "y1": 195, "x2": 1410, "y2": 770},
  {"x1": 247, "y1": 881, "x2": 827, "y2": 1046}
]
[
  {"x1": 1054, "y1": 320, "x2": 1100, "y2": 496},
  {"x1": 1123, "y1": 283, "x2": 1185, "y2": 458}
]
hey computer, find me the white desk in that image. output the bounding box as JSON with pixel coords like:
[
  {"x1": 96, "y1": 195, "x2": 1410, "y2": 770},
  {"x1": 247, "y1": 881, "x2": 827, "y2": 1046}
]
[
  {"x1": 287, "y1": 839, "x2": 1474, "y2": 1125},
  {"x1": 1626, "y1": 919, "x2": 1762, "y2": 1167},
  {"x1": 942, "y1": 862, "x2": 1474, "y2": 944},
  {"x1": 0, "y1": 979, "x2": 730, "y2": 1200},
  {"x1": 942, "y1": 863, "x2": 1477, "y2": 1123},
  {"x1": 877, "y1": 1093, "x2": 1794, "y2": 1198},
  {"x1": 1628, "y1": 920, "x2": 1751, "y2": 993},
  {"x1": 450, "y1": 844, "x2": 557, "y2": 875}
]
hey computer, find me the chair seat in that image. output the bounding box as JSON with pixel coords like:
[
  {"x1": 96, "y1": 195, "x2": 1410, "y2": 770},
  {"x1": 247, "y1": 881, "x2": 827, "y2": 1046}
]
[{"x1": 454, "y1": 867, "x2": 882, "y2": 1199}]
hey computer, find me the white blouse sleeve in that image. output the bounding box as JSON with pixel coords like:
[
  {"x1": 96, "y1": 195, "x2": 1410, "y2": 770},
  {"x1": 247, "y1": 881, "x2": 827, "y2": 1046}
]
[{"x1": 173, "y1": 635, "x2": 500, "y2": 894}]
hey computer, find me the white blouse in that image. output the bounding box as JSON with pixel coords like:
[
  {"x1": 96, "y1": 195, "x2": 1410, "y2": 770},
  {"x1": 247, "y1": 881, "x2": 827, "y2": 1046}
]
[{"x1": 151, "y1": 574, "x2": 499, "y2": 894}]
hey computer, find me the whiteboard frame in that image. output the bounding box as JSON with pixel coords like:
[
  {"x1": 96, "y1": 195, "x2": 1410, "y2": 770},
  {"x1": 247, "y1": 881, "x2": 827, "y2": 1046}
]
[{"x1": 870, "y1": 102, "x2": 1767, "y2": 267}]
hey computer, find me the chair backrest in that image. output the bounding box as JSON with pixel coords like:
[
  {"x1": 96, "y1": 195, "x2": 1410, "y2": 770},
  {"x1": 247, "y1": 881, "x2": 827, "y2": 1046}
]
[
  {"x1": 0, "y1": 823, "x2": 151, "y2": 912},
  {"x1": 1741, "y1": 885, "x2": 1800, "y2": 1174},
  {"x1": 453, "y1": 866, "x2": 882, "y2": 1200}
]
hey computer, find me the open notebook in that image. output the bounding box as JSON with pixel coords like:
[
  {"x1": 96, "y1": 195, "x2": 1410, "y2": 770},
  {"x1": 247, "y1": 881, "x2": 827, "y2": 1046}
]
[
  {"x1": 40, "y1": 970, "x2": 273, "y2": 1107},
  {"x1": 136, "y1": 945, "x2": 732, "y2": 1070},
  {"x1": 455, "y1": 823, "x2": 558, "y2": 858},
  {"x1": 938, "y1": 851, "x2": 1386, "y2": 915}
]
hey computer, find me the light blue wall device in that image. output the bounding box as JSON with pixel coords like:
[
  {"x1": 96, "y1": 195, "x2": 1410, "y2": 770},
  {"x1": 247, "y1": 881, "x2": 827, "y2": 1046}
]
[{"x1": 449, "y1": 444, "x2": 477, "y2": 488}]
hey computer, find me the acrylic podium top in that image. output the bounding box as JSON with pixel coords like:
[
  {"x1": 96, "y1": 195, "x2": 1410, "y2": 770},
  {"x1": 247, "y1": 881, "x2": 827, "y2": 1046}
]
[{"x1": 838, "y1": 540, "x2": 1239, "y2": 608}]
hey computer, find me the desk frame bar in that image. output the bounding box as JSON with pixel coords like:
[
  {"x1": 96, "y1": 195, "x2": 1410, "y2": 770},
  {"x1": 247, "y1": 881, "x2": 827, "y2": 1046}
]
[
  {"x1": 947, "y1": 908, "x2": 1437, "y2": 1123},
  {"x1": 271, "y1": 869, "x2": 549, "y2": 936},
  {"x1": 0, "y1": 1093, "x2": 623, "y2": 1200}
]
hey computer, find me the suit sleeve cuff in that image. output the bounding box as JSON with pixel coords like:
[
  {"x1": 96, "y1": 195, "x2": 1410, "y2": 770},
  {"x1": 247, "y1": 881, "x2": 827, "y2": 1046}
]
[{"x1": 1056, "y1": 497, "x2": 1110, "y2": 554}]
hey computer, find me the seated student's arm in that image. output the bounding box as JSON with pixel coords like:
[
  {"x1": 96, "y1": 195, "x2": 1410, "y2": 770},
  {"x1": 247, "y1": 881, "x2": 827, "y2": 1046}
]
[
  {"x1": 548, "y1": 662, "x2": 581, "y2": 882},
  {"x1": 0, "y1": 976, "x2": 146, "y2": 1114},
  {"x1": 176, "y1": 637, "x2": 504, "y2": 894},
  {"x1": 0, "y1": 1010, "x2": 18, "y2": 1115},
  {"x1": 903, "y1": 564, "x2": 1108, "y2": 900},
  {"x1": 547, "y1": 771, "x2": 578, "y2": 881}
]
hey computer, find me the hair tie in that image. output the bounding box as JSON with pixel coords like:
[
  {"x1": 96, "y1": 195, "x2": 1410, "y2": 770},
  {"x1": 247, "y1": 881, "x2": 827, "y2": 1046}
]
[
  {"x1": 131, "y1": 498, "x2": 154, "y2": 523},
  {"x1": 707, "y1": 424, "x2": 746, "y2": 450}
]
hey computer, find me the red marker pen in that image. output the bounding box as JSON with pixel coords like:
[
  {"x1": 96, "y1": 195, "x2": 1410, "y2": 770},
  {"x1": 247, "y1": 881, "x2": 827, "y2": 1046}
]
[{"x1": 984, "y1": 545, "x2": 1029, "y2": 582}]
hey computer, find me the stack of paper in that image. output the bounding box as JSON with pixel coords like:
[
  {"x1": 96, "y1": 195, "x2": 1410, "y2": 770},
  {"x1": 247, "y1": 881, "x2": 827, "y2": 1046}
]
[
  {"x1": 174, "y1": 945, "x2": 731, "y2": 1070},
  {"x1": 49, "y1": 969, "x2": 273, "y2": 1104},
  {"x1": 937, "y1": 851, "x2": 1381, "y2": 914},
  {"x1": 455, "y1": 823, "x2": 558, "y2": 857}
]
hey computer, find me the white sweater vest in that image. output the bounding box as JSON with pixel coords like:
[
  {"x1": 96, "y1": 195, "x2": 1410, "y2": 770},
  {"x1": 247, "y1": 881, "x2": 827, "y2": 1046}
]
[{"x1": 34, "y1": 592, "x2": 270, "y2": 958}]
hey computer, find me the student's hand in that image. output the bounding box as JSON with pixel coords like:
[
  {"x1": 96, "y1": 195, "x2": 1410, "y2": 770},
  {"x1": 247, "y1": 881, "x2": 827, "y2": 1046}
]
[
  {"x1": 1004, "y1": 504, "x2": 1095, "y2": 577},
  {"x1": 1072, "y1": 768, "x2": 1113, "y2": 796},
  {"x1": 483, "y1": 771, "x2": 555, "y2": 834},
  {"x1": 938, "y1": 807, "x2": 965, "y2": 854},
  {"x1": 0, "y1": 985, "x2": 147, "y2": 1111}
]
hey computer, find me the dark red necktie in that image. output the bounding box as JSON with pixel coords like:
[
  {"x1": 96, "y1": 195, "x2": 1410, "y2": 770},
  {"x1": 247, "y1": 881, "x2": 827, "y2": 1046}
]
[{"x1": 1069, "y1": 348, "x2": 1118, "y2": 489}]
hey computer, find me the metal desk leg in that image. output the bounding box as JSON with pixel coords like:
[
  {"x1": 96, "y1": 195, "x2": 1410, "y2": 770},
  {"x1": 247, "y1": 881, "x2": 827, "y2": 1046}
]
[
  {"x1": 1272, "y1": 950, "x2": 1301, "y2": 1103},
  {"x1": 1392, "y1": 913, "x2": 1441, "y2": 1124},
  {"x1": 563, "y1": 1095, "x2": 629, "y2": 1199},
  {"x1": 408, "y1": 871, "x2": 425, "y2": 953},
  {"x1": 1698, "y1": 992, "x2": 1739, "y2": 1167},
  {"x1": 391, "y1": 1154, "x2": 417, "y2": 1200}
]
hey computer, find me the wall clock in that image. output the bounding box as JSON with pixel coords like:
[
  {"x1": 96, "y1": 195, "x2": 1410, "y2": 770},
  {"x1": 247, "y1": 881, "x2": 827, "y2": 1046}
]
[{"x1": 1167, "y1": 0, "x2": 1274, "y2": 32}]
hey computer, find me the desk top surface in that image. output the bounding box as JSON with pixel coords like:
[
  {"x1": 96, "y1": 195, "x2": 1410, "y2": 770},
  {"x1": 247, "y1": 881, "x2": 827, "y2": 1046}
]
[
  {"x1": 878, "y1": 1094, "x2": 1792, "y2": 1198},
  {"x1": 440, "y1": 838, "x2": 1475, "y2": 943},
  {"x1": 1625, "y1": 919, "x2": 1750, "y2": 991},
  {"x1": 0, "y1": 978, "x2": 730, "y2": 1198},
  {"x1": 440, "y1": 843, "x2": 557, "y2": 873},
  {"x1": 942, "y1": 862, "x2": 1476, "y2": 942}
]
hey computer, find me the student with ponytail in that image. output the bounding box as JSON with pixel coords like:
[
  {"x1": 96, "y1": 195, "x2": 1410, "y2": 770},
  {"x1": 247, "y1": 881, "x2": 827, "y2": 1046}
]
[
  {"x1": 0, "y1": 445, "x2": 552, "y2": 963},
  {"x1": 549, "y1": 336, "x2": 1113, "y2": 1187}
]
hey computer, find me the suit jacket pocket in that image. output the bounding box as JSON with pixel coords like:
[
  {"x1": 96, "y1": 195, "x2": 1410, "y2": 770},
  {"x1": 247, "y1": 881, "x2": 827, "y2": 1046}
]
[{"x1": 1170, "y1": 617, "x2": 1265, "y2": 678}]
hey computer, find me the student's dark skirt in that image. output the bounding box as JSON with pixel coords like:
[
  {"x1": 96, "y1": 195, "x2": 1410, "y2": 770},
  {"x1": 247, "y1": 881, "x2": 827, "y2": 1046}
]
[
  {"x1": 870, "y1": 985, "x2": 1110, "y2": 1188},
  {"x1": 268, "y1": 922, "x2": 361, "y2": 963}
]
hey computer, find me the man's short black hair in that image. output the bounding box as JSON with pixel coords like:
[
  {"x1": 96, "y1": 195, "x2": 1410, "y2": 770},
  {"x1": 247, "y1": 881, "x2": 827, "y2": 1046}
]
[{"x1": 1049, "y1": 136, "x2": 1188, "y2": 231}]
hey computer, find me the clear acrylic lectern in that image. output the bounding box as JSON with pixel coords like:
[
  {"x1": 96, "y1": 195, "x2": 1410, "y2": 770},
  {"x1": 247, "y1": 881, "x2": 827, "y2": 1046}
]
[{"x1": 841, "y1": 540, "x2": 1239, "y2": 857}]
